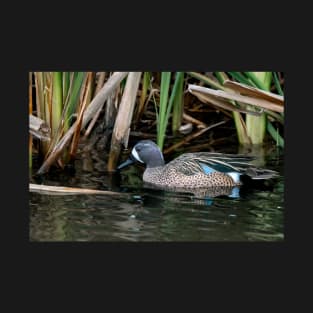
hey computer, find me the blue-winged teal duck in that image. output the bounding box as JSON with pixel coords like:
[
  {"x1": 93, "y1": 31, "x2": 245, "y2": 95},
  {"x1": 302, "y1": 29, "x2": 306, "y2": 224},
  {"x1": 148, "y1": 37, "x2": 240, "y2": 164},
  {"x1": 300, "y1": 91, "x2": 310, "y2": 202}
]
[{"x1": 117, "y1": 140, "x2": 278, "y2": 189}]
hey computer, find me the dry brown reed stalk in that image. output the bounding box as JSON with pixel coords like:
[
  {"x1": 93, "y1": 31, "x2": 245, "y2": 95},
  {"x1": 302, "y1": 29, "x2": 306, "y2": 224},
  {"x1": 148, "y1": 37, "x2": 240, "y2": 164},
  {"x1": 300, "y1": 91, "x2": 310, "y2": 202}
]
[
  {"x1": 182, "y1": 112, "x2": 207, "y2": 128},
  {"x1": 223, "y1": 80, "x2": 284, "y2": 104},
  {"x1": 187, "y1": 72, "x2": 226, "y2": 90},
  {"x1": 70, "y1": 72, "x2": 94, "y2": 159},
  {"x1": 107, "y1": 72, "x2": 142, "y2": 171},
  {"x1": 129, "y1": 131, "x2": 157, "y2": 139},
  {"x1": 134, "y1": 87, "x2": 160, "y2": 127},
  {"x1": 37, "y1": 72, "x2": 128, "y2": 174},
  {"x1": 188, "y1": 84, "x2": 284, "y2": 113},
  {"x1": 134, "y1": 72, "x2": 150, "y2": 126},
  {"x1": 83, "y1": 72, "x2": 107, "y2": 138},
  {"x1": 105, "y1": 83, "x2": 120, "y2": 128},
  {"x1": 190, "y1": 91, "x2": 263, "y2": 116}
]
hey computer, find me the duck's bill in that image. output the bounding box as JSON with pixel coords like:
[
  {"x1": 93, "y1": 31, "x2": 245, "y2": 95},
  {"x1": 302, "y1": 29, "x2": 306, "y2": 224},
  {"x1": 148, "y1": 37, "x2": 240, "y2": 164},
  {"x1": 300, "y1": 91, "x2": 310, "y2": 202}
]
[{"x1": 117, "y1": 158, "x2": 135, "y2": 170}]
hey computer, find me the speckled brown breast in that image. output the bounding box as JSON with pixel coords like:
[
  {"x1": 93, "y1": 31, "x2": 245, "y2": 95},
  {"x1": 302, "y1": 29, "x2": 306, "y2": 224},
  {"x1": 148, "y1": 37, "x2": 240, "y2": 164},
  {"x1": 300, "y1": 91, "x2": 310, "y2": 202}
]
[{"x1": 143, "y1": 165, "x2": 240, "y2": 188}]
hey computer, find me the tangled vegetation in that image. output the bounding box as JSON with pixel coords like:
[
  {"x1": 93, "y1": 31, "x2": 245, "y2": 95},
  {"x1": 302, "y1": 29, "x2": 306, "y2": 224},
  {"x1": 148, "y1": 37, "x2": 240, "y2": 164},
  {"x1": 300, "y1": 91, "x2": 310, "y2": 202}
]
[{"x1": 29, "y1": 72, "x2": 284, "y2": 174}]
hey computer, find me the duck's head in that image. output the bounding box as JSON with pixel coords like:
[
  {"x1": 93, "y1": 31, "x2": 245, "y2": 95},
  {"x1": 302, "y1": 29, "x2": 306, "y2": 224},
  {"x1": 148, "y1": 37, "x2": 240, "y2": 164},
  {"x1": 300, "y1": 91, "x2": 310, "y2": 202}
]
[{"x1": 117, "y1": 140, "x2": 165, "y2": 170}]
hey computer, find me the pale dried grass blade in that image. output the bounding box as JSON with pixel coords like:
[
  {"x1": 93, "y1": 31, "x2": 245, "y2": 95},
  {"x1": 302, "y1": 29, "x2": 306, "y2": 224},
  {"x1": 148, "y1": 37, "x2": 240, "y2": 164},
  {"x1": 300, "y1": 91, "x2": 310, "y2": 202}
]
[
  {"x1": 188, "y1": 84, "x2": 284, "y2": 113},
  {"x1": 223, "y1": 80, "x2": 284, "y2": 104},
  {"x1": 191, "y1": 91, "x2": 262, "y2": 116}
]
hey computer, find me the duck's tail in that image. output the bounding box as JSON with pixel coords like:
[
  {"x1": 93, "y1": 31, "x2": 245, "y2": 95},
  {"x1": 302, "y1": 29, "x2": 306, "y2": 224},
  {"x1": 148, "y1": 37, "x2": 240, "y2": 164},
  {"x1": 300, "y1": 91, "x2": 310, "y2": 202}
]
[{"x1": 243, "y1": 167, "x2": 279, "y2": 180}]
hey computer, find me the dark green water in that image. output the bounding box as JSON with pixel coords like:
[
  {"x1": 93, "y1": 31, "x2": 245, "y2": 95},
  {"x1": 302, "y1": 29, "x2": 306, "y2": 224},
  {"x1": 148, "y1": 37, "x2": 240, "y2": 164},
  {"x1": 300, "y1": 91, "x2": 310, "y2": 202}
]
[{"x1": 29, "y1": 146, "x2": 284, "y2": 242}]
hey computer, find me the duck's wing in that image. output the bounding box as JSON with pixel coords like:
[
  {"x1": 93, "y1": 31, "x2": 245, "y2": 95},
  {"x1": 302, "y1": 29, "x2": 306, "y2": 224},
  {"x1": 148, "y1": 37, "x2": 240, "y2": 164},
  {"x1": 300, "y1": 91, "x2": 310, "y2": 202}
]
[
  {"x1": 167, "y1": 152, "x2": 251, "y2": 175},
  {"x1": 168, "y1": 152, "x2": 278, "y2": 179}
]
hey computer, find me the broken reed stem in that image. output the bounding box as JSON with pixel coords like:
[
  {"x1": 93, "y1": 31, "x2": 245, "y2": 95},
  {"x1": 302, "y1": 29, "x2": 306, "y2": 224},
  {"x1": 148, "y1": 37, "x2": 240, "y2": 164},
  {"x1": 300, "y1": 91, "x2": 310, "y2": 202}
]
[
  {"x1": 84, "y1": 72, "x2": 107, "y2": 138},
  {"x1": 107, "y1": 72, "x2": 142, "y2": 172},
  {"x1": 29, "y1": 114, "x2": 51, "y2": 141},
  {"x1": 163, "y1": 120, "x2": 226, "y2": 154},
  {"x1": 36, "y1": 72, "x2": 129, "y2": 174}
]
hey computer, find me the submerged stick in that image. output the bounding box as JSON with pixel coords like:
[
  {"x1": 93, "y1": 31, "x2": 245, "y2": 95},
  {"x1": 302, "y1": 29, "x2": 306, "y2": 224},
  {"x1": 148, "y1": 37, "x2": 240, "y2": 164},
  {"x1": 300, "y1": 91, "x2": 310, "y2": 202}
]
[
  {"x1": 29, "y1": 183, "x2": 127, "y2": 196},
  {"x1": 37, "y1": 72, "x2": 128, "y2": 174}
]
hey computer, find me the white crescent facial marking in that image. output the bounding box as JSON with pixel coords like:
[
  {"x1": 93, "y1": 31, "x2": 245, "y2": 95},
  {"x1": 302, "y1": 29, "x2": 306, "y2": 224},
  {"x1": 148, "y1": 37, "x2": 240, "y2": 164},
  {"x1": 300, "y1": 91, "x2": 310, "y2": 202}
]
[{"x1": 131, "y1": 147, "x2": 144, "y2": 163}]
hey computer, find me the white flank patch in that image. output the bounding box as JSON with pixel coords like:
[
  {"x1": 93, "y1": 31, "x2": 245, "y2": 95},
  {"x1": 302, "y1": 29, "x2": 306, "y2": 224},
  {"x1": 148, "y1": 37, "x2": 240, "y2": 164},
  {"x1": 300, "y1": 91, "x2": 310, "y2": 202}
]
[
  {"x1": 227, "y1": 172, "x2": 241, "y2": 184},
  {"x1": 131, "y1": 147, "x2": 144, "y2": 163}
]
